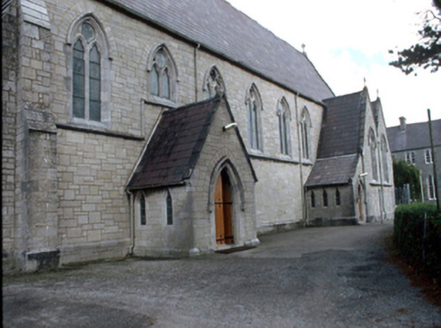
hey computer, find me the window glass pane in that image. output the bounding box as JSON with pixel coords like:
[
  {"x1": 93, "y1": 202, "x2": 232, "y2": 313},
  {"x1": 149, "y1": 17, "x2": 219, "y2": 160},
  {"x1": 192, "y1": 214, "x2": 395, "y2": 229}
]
[
  {"x1": 89, "y1": 79, "x2": 100, "y2": 101},
  {"x1": 90, "y1": 61, "x2": 100, "y2": 79},
  {"x1": 155, "y1": 51, "x2": 166, "y2": 68},
  {"x1": 73, "y1": 97, "x2": 85, "y2": 118},
  {"x1": 73, "y1": 73, "x2": 85, "y2": 96},
  {"x1": 89, "y1": 100, "x2": 101, "y2": 121},
  {"x1": 140, "y1": 195, "x2": 146, "y2": 225},
  {"x1": 90, "y1": 45, "x2": 100, "y2": 63},
  {"x1": 150, "y1": 68, "x2": 159, "y2": 96},
  {"x1": 166, "y1": 192, "x2": 173, "y2": 225},
  {"x1": 81, "y1": 22, "x2": 95, "y2": 42},
  {"x1": 73, "y1": 40, "x2": 84, "y2": 53},
  {"x1": 160, "y1": 69, "x2": 170, "y2": 99},
  {"x1": 252, "y1": 102, "x2": 259, "y2": 149},
  {"x1": 247, "y1": 101, "x2": 253, "y2": 147}
]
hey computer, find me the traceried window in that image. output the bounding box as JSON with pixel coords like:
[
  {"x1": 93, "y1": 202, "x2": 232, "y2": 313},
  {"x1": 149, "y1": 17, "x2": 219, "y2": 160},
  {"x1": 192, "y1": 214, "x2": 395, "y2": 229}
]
[
  {"x1": 147, "y1": 45, "x2": 177, "y2": 103},
  {"x1": 246, "y1": 84, "x2": 263, "y2": 151},
  {"x1": 428, "y1": 175, "x2": 436, "y2": 200},
  {"x1": 369, "y1": 129, "x2": 378, "y2": 181},
  {"x1": 300, "y1": 107, "x2": 311, "y2": 159},
  {"x1": 381, "y1": 136, "x2": 389, "y2": 183},
  {"x1": 406, "y1": 151, "x2": 416, "y2": 164},
  {"x1": 335, "y1": 188, "x2": 341, "y2": 206},
  {"x1": 71, "y1": 18, "x2": 108, "y2": 122},
  {"x1": 139, "y1": 193, "x2": 146, "y2": 226},
  {"x1": 425, "y1": 149, "x2": 433, "y2": 164},
  {"x1": 166, "y1": 190, "x2": 173, "y2": 225},
  {"x1": 277, "y1": 98, "x2": 291, "y2": 156},
  {"x1": 203, "y1": 66, "x2": 225, "y2": 99},
  {"x1": 323, "y1": 190, "x2": 328, "y2": 207}
]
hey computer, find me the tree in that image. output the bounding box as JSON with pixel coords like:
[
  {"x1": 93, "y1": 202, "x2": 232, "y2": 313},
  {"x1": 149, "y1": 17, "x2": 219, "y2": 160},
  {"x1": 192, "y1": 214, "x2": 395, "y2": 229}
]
[
  {"x1": 389, "y1": 0, "x2": 441, "y2": 75},
  {"x1": 393, "y1": 158, "x2": 422, "y2": 202}
]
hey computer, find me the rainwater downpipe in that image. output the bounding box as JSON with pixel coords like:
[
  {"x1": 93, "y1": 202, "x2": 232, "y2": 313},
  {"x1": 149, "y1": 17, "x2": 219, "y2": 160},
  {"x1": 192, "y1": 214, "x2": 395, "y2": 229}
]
[
  {"x1": 127, "y1": 189, "x2": 135, "y2": 255},
  {"x1": 378, "y1": 141, "x2": 385, "y2": 223},
  {"x1": 294, "y1": 92, "x2": 306, "y2": 225},
  {"x1": 194, "y1": 43, "x2": 200, "y2": 102}
]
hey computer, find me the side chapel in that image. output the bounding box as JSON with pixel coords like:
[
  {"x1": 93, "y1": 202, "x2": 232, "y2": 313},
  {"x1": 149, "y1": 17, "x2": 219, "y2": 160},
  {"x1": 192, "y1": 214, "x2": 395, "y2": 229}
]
[{"x1": 2, "y1": 0, "x2": 395, "y2": 272}]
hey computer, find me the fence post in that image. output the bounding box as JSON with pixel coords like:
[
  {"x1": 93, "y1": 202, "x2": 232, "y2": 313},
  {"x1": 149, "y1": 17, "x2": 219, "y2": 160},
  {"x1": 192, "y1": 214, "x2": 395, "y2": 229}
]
[{"x1": 422, "y1": 212, "x2": 427, "y2": 261}]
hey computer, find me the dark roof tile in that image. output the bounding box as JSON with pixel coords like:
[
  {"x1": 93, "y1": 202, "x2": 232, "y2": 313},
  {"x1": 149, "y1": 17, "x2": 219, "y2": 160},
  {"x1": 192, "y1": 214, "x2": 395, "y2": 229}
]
[
  {"x1": 318, "y1": 90, "x2": 366, "y2": 158},
  {"x1": 305, "y1": 155, "x2": 358, "y2": 187},
  {"x1": 128, "y1": 98, "x2": 220, "y2": 189},
  {"x1": 387, "y1": 119, "x2": 441, "y2": 152},
  {"x1": 104, "y1": 0, "x2": 334, "y2": 103}
]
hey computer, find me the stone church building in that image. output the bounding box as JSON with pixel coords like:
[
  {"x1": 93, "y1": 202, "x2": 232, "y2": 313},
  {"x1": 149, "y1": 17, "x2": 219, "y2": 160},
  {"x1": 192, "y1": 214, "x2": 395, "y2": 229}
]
[{"x1": 2, "y1": 0, "x2": 395, "y2": 272}]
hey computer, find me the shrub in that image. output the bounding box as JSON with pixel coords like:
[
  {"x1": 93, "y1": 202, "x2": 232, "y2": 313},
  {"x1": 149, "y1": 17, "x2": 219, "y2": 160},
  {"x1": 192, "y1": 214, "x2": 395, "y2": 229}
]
[{"x1": 394, "y1": 203, "x2": 441, "y2": 279}]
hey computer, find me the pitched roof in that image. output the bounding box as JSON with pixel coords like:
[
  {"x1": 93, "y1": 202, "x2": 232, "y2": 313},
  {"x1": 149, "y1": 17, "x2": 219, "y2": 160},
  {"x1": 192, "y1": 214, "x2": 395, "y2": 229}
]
[
  {"x1": 387, "y1": 119, "x2": 441, "y2": 152},
  {"x1": 305, "y1": 155, "x2": 359, "y2": 187},
  {"x1": 317, "y1": 90, "x2": 367, "y2": 158},
  {"x1": 103, "y1": 0, "x2": 334, "y2": 103},
  {"x1": 127, "y1": 98, "x2": 220, "y2": 189},
  {"x1": 127, "y1": 96, "x2": 256, "y2": 189}
]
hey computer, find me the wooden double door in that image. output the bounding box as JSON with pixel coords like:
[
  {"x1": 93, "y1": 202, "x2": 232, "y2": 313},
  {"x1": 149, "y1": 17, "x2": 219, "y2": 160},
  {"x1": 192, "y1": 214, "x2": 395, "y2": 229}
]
[{"x1": 214, "y1": 169, "x2": 234, "y2": 245}]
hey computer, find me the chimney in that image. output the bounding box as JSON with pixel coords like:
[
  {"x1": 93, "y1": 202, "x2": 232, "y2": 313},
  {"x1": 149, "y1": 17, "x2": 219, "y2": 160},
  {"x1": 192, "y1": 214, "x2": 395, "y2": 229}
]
[{"x1": 399, "y1": 117, "x2": 406, "y2": 131}]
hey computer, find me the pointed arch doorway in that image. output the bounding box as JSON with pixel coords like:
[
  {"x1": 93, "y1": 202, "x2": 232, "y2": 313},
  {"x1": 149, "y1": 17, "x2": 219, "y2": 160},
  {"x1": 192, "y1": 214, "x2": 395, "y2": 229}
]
[{"x1": 214, "y1": 169, "x2": 234, "y2": 245}]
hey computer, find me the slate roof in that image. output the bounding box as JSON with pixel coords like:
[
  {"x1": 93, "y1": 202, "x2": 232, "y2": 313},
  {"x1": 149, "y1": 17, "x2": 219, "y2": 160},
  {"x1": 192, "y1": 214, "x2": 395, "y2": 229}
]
[
  {"x1": 306, "y1": 90, "x2": 369, "y2": 188},
  {"x1": 102, "y1": 0, "x2": 334, "y2": 103},
  {"x1": 317, "y1": 90, "x2": 366, "y2": 158},
  {"x1": 387, "y1": 119, "x2": 441, "y2": 152},
  {"x1": 127, "y1": 96, "x2": 256, "y2": 189},
  {"x1": 127, "y1": 98, "x2": 220, "y2": 189},
  {"x1": 305, "y1": 155, "x2": 359, "y2": 188}
]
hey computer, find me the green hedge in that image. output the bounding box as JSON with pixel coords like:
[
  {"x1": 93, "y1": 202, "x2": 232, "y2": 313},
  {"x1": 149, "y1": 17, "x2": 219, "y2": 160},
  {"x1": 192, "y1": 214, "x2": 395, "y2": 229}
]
[{"x1": 394, "y1": 203, "x2": 441, "y2": 279}]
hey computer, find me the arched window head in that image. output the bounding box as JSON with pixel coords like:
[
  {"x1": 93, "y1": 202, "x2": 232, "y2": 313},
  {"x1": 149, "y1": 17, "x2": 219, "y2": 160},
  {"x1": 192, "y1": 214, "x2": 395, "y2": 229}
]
[
  {"x1": 68, "y1": 15, "x2": 110, "y2": 126},
  {"x1": 369, "y1": 129, "x2": 379, "y2": 181},
  {"x1": 246, "y1": 84, "x2": 263, "y2": 151},
  {"x1": 381, "y1": 135, "x2": 389, "y2": 183},
  {"x1": 277, "y1": 98, "x2": 291, "y2": 156},
  {"x1": 203, "y1": 66, "x2": 225, "y2": 99},
  {"x1": 147, "y1": 45, "x2": 177, "y2": 103},
  {"x1": 300, "y1": 107, "x2": 312, "y2": 159}
]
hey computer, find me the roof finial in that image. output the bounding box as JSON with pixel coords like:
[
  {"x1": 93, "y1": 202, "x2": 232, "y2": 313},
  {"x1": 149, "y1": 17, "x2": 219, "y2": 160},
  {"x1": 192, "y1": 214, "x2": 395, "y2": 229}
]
[
  {"x1": 301, "y1": 44, "x2": 307, "y2": 56},
  {"x1": 376, "y1": 89, "x2": 380, "y2": 99},
  {"x1": 363, "y1": 77, "x2": 367, "y2": 88}
]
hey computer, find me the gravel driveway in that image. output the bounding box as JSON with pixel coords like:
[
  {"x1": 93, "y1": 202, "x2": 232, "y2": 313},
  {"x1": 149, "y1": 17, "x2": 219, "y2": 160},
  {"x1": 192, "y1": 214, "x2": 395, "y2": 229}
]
[{"x1": 3, "y1": 221, "x2": 441, "y2": 327}]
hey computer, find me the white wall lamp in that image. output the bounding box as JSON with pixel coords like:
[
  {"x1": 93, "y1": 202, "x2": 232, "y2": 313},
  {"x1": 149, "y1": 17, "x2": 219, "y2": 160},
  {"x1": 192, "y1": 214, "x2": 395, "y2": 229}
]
[{"x1": 223, "y1": 122, "x2": 238, "y2": 131}]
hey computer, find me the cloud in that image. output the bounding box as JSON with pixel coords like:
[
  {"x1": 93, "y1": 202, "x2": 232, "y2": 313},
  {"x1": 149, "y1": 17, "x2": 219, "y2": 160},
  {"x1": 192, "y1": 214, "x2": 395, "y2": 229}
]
[{"x1": 227, "y1": 0, "x2": 441, "y2": 125}]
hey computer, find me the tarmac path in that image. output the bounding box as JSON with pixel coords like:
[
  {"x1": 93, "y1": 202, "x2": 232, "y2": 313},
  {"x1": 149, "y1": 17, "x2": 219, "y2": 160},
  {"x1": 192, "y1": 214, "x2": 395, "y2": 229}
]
[{"x1": 3, "y1": 221, "x2": 441, "y2": 327}]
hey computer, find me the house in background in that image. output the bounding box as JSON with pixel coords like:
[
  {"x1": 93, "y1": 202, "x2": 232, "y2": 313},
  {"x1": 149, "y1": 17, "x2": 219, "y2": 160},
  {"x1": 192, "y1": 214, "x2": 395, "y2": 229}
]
[
  {"x1": 2, "y1": 0, "x2": 395, "y2": 272},
  {"x1": 387, "y1": 117, "x2": 440, "y2": 204},
  {"x1": 305, "y1": 89, "x2": 395, "y2": 224}
]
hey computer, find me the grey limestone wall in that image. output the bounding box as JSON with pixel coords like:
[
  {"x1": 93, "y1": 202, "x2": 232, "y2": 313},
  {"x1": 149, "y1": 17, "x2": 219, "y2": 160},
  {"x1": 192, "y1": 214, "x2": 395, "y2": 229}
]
[
  {"x1": 5, "y1": 0, "x2": 327, "y2": 269},
  {"x1": 306, "y1": 186, "x2": 355, "y2": 224},
  {"x1": 56, "y1": 129, "x2": 142, "y2": 264},
  {"x1": 2, "y1": 2, "x2": 19, "y2": 272},
  {"x1": 362, "y1": 99, "x2": 395, "y2": 222},
  {"x1": 191, "y1": 99, "x2": 258, "y2": 253},
  {"x1": 133, "y1": 187, "x2": 195, "y2": 257}
]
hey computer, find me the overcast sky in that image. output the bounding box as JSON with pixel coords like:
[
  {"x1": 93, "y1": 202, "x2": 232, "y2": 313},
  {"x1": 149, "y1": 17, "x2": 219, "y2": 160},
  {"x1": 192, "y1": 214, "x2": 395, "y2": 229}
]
[{"x1": 227, "y1": 0, "x2": 441, "y2": 127}]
